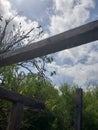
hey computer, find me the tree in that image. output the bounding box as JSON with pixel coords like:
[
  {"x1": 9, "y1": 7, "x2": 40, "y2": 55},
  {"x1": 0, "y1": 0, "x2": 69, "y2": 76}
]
[
  {"x1": 0, "y1": 72, "x2": 98, "y2": 130},
  {"x1": 0, "y1": 14, "x2": 56, "y2": 129},
  {"x1": 0, "y1": 14, "x2": 55, "y2": 81},
  {"x1": 0, "y1": 70, "x2": 59, "y2": 130},
  {"x1": 83, "y1": 86, "x2": 98, "y2": 130}
]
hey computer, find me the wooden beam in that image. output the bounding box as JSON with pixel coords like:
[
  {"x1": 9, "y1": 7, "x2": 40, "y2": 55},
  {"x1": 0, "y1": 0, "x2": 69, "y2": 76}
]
[
  {"x1": 7, "y1": 102, "x2": 24, "y2": 130},
  {"x1": 0, "y1": 87, "x2": 45, "y2": 109},
  {"x1": 0, "y1": 20, "x2": 98, "y2": 67}
]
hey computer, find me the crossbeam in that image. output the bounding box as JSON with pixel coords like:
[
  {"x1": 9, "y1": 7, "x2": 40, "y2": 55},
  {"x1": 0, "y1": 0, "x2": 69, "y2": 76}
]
[
  {"x1": 0, "y1": 20, "x2": 98, "y2": 67},
  {"x1": 0, "y1": 87, "x2": 45, "y2": 109}
]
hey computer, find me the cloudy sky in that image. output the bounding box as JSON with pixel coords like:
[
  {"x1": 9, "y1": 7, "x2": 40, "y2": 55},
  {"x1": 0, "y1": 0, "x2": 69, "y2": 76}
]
[{"x1": 0, "y1": 0, "x2": 98, "y2": 88}]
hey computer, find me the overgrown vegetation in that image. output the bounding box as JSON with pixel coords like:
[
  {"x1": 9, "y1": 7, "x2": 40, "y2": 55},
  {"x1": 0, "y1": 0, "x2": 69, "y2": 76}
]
[
  {"x1": 0, "y1": 66, "x2": 98, "y2": 130},
  {"x1": 0, "y1": 14, "x2": 56, "y2": 79},
  {"x1": 0, "y1": 14, "x2": 98, "y2": 130}
]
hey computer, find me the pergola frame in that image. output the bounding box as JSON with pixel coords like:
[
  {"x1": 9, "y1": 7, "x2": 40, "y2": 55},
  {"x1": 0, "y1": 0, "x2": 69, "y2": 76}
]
[{"x1": 0, "y1": 20, "x2": 98, "y2": 130}]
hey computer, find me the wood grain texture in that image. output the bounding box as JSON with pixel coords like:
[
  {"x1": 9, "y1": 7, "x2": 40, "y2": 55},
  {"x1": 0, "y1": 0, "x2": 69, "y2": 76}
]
[
  {"x1": 0, "y1": 20, "x2": 98, "y2": 67},
  {"x1": 75, "y1": 88, "x2": 83, "y2": 130},
  {"x1": 0, "y1": 87, "x2": 45, "y2": 109},
  {"x1": 7, "y1": 103, "x2": 24, "y2": 130}
]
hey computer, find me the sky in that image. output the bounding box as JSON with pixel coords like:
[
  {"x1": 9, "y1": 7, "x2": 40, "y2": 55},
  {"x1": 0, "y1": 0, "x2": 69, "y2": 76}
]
[{"x1": 0, "y1": 0, "x2": 98, "y2": 88}]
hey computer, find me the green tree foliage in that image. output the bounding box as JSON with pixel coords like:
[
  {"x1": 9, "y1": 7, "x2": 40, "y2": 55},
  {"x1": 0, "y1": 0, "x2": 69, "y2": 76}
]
[
  {"x1": 0, "y1": 14, "x2": 56, "y2": 78},
  {"x1": 0, "y1": 14, "x2": 98, "y2": 130},
  {"x1": 83, "y1": 87, "x2": 98, "y2": 130},
  {"x1": 0, "y1": 69, "x2": 98, "y2": 130}
]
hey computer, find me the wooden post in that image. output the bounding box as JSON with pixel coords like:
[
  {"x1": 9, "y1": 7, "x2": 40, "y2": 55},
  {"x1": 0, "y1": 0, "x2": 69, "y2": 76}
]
[
  {"x1": 75, "y1": 88, "x2": 83, "y2": 130},
  {"x1": 7, "y1": 102, "x2": 24, "y2": 130}
]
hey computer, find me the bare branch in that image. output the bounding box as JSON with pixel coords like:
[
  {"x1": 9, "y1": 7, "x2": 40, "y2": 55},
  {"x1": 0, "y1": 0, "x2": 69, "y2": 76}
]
[
  {"x1": 0, "y1": 15, "x2": 55, "y2": 80},
  {"x1": 0, "y1": 21, "x2": 9, "y2": 45},
  {"x1": 18, "y1": 62, "x2": 34, "y2": 75}
]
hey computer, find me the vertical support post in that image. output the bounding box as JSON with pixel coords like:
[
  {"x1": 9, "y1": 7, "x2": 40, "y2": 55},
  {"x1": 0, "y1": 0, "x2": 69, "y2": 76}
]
[
  {"x1": 7, "y1": 102, "x2": 24, "y2": 130},
  {"x1": 75, "y1": 88, "x2": 83, "y2": 130}
]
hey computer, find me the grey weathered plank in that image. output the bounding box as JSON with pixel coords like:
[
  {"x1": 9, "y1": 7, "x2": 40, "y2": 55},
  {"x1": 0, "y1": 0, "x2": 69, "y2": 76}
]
[
  {"x1": 0, "y1": 87, "x2": 45, "y2": 109},
  {"x1": 7, "y1": 102, "x2": 24, "y2": 130},
  {"x1": 0, "y1": 20, "x2": 98, "y2": 67},
  {"x1": 75, "y1": 88, "x2": 83, "y2": 130}
]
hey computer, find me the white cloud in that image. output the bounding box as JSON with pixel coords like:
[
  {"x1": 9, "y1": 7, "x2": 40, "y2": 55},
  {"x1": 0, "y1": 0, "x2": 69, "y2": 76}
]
[
  {"x1": 9, "y1": 0, "x2": 53, "y2": 26},
  {"x1": 55, "y1": 41, "x2": 96, "y2": 65},
  {"x1": 47, "y1": 0, "x2": 98, "y2": 87},
  {"x1": 0, "y1": 0, "x2": 48, "y2": 47},
  {"x1": 0, "y1": 0, "x2": 36, "y2": 29},
  {"x1": 50, "y1": 41, "x2": 98, "y2": 87},
  {"x1": 49, "y1": 0, "x2": 95, "y2": 35},
  {"x1": 48, "y1": 60, "x2": 98, "y2": 88},
  {"x1": 1, "y1": 0, "x2": 98, "y2": 87},
  {"x1": 0, "y1": 0, "x2": 16, "y2": 18}
]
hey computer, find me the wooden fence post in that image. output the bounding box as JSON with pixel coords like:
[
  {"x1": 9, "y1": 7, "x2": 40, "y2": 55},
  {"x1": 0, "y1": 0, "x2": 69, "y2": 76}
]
[
  {"x1": 75, "y1": 88, "x2": 83, "y2": 130},
  {"x1": 7, "y1": 102, "x2": 24, "y2": 130}
]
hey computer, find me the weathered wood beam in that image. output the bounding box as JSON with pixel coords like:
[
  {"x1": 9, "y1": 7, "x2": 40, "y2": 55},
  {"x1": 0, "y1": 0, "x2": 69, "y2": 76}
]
[
  {"x1": 0, "y1": 87, "x2": 45, "y2": 109},
  {"x1": 0, "y1": 20, "x2": 98, "y2": 67},
  {"x1": 75, "y1": 88, "x2": 83, "y2": 130},
  {"x1": 7, "y1": 102, "x2": 24, "y2": 130}
]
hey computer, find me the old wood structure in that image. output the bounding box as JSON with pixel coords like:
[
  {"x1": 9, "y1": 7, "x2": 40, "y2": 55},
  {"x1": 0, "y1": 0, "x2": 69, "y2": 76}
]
[
  {"x1": 0, "y1": 20, "x2": 98, "y2": 130},
  {"x1": 0, "y1": 87, "x2": 45, "y2": 130},
  {"x1": 76, "y1": 88, "x2": 83, "y2": 130}
]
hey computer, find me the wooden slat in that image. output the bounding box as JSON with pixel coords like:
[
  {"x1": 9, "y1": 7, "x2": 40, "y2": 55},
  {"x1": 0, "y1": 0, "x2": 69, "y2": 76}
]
[
  {"x1": 0, "y1": 87, "x2": 45, "y2": 109},
  {"x1": 7, "y1": 102, "x2": 24, "y2": 130},
  {"x1": 75, "y1": 88, "x2": 83, "y2": 130},
  {"x1": 0, "y1": 20, "x2": 98, "y2": 67}
]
